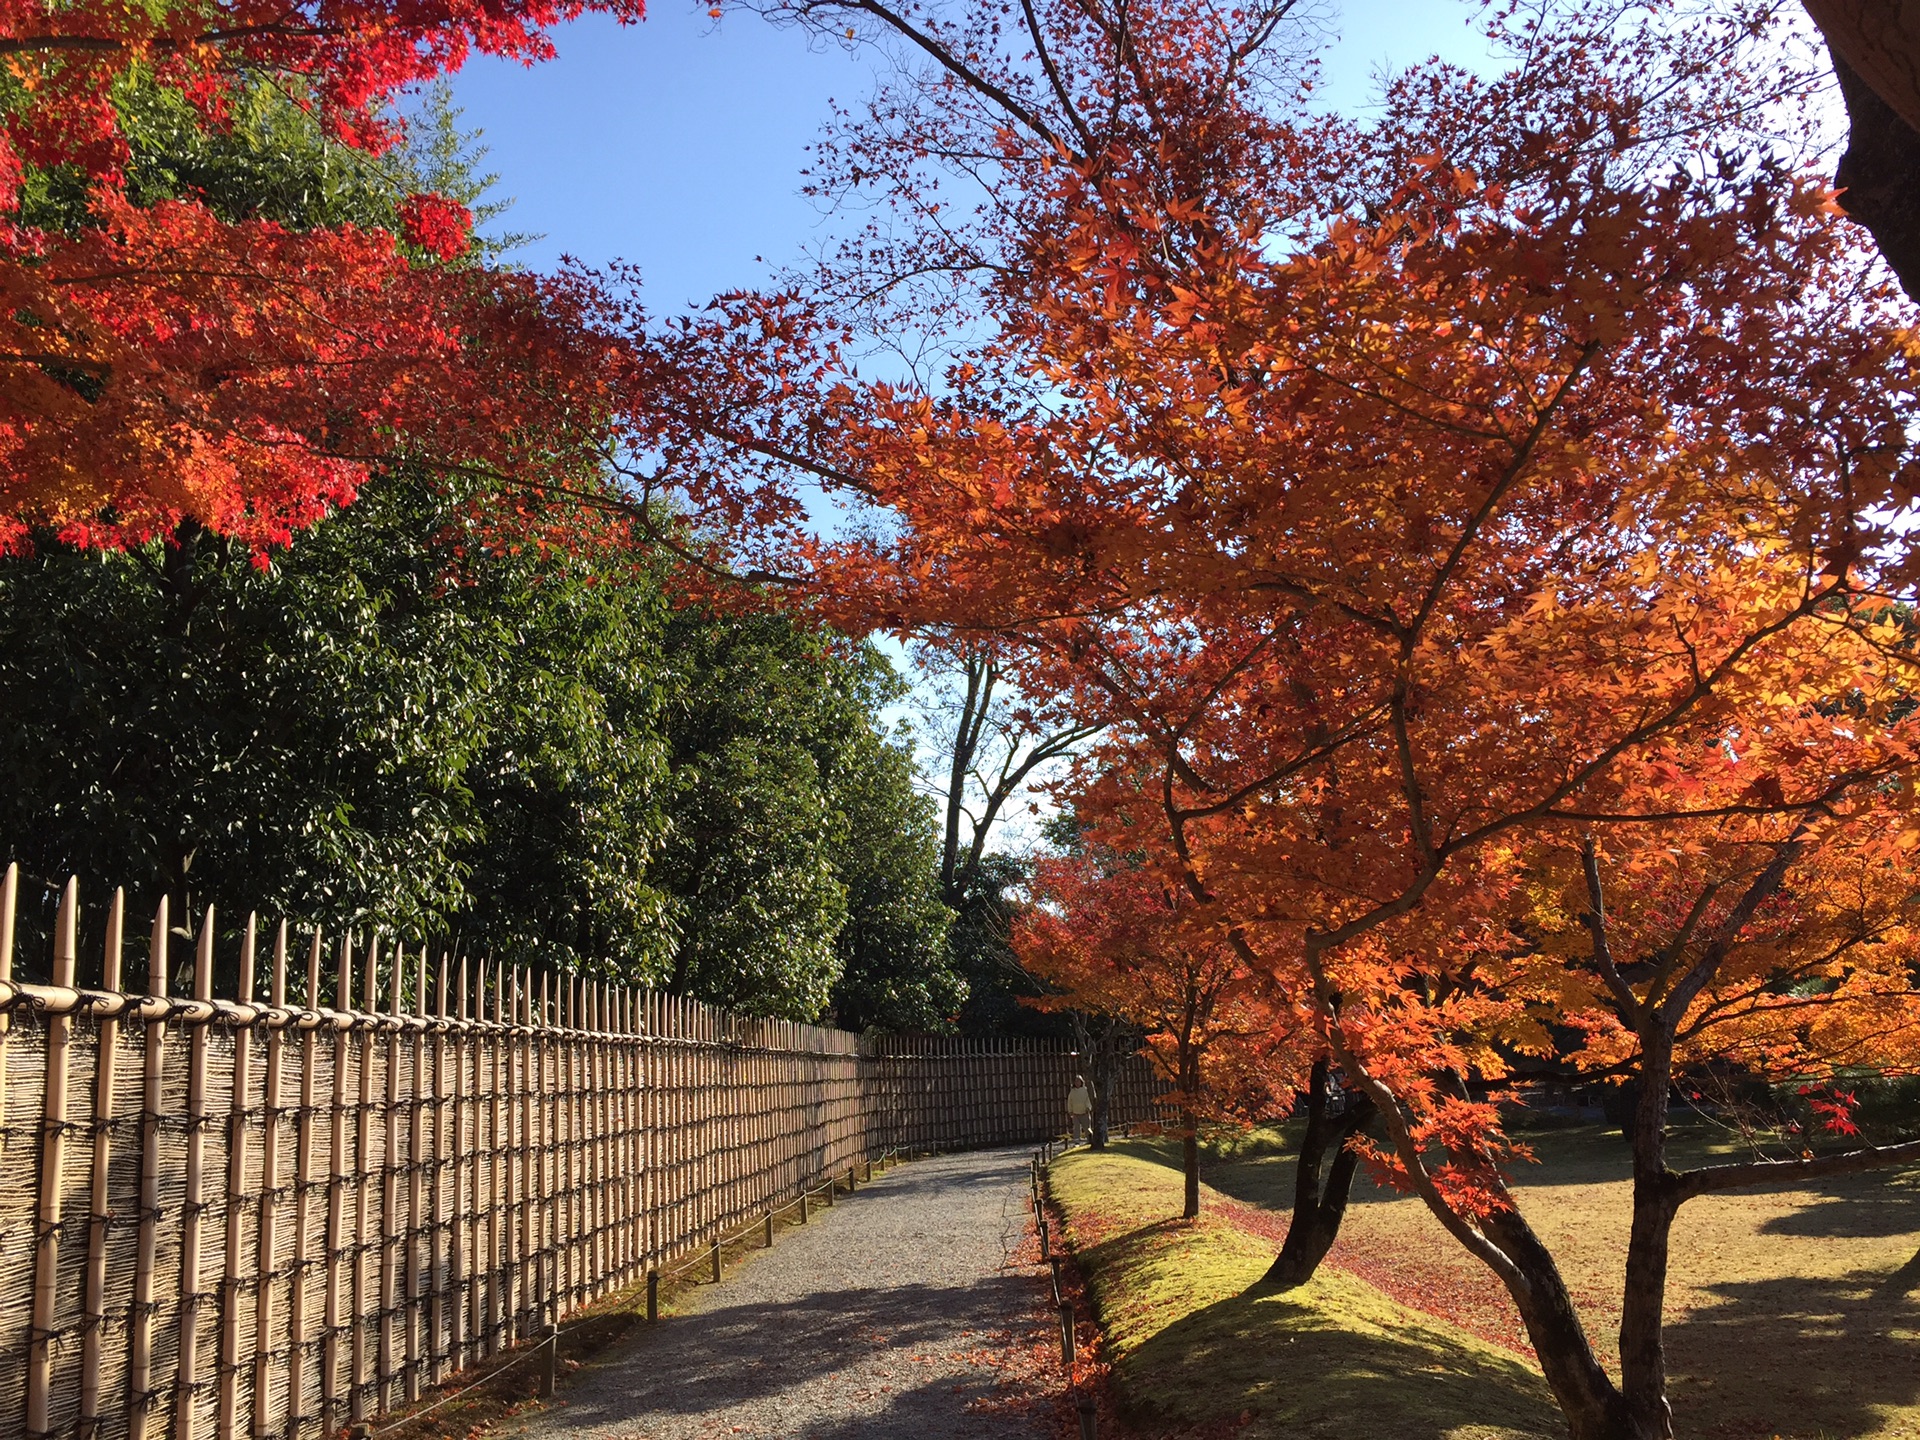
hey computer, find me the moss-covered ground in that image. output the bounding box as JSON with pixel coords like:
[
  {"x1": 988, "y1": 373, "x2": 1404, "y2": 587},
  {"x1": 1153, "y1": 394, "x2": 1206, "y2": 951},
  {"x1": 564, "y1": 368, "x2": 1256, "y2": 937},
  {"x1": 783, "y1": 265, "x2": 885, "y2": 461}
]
[
  {"x1": 1049, "y1": 1148, "x2": 1560, "y2": 1440},
  {"x1": 1052, "y1": 1129, "x2": 1920, "y2": 1439}
]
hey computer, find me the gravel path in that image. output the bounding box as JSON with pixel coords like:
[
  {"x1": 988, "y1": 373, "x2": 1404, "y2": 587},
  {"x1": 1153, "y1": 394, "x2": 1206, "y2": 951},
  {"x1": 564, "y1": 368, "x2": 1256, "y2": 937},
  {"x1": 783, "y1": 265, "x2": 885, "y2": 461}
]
[{"x1": 502, "y1": 1147, "x2": 1055, "y2": 1440}]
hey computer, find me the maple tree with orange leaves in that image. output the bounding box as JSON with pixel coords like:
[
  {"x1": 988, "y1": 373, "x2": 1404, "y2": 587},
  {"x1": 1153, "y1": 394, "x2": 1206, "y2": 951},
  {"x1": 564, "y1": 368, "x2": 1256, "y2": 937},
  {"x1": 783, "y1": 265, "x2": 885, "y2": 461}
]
[
  {"x1": 1019, "y1": 839, "x2": 1300, "y2": 1219},
  {"x1": 693, "y1": 2, "x2": 1920, "y2": 1436}
]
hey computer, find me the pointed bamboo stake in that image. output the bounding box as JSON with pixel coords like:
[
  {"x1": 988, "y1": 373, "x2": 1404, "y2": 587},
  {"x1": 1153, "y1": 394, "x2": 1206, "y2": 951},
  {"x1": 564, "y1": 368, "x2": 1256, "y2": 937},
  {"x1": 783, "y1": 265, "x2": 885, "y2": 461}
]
[
  {"x1": 27, "y1": 878, "x2": 79, "y2": 1438},
  {"x1": 175, "y1": 907, "x2": 216, "y2": 1440},
  {"x1": 250, "y1": 922, "x2": 288, "y2": 1438},
  {"x1": 321, "y1": 932, "x2": 352, "y2": 1434},
  {"x1": 77, "y1": 888, "x2": 123, "y2": 1440},
  {"x1": 217, "y1": 914, "x2": 258, "y2": 1440},
  {"x1": 127, "y1": 898, "x2": 168, "y2": 1440}
]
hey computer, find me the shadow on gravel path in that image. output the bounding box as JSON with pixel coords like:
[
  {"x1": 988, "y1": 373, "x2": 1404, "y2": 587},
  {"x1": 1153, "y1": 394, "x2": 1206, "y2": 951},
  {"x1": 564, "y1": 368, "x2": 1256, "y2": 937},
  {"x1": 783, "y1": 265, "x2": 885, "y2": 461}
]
[{"x1": 500, "y1": 1147, "x2": 1055, "y2": 1440}]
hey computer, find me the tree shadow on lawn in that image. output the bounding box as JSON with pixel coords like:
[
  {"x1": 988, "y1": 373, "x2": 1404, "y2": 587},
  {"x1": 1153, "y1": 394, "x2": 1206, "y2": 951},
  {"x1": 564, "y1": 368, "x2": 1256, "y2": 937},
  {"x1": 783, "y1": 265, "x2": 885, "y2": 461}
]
[
  {"x1": 1756, "y1": 1167, "x2": 1920, "y2": 1240},
  {"x1": 1662, "y1": 1267, "x2": 1920, "y2": 1439}
]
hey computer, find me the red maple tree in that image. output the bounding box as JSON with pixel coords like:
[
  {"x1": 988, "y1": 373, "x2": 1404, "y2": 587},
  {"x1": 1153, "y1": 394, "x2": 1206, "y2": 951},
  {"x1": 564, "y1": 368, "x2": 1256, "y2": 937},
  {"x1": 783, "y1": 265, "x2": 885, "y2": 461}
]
[{"x1": 2, "y1": 0, "x2": 647, "y2": 551}]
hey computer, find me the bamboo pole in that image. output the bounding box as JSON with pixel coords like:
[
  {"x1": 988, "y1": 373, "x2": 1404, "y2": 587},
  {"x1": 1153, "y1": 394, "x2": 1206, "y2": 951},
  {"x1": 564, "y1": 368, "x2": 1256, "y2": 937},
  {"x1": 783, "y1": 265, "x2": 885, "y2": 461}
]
[
  {"x1": 27, "y1": 878, "x2": 78, "y2": 1438},
  {"x1": 449, "y1": 957, "x2": 471, "y2": 1375},
  {"x1": 321, "y1": 934, "x2": 352, "y2": 1434},
  {"x1": 249, "y1": 924, "x2": 288, "y2": 1438},
  {"x1": 216, "y1": 915, "x2": 259, "y2": 1440},
  {"x1": 379, "y1": 943, "x2": 403, "y2": 1411},
  {"x1": 77, "y1": 888, "x2": 123, "y2": 1440},
  {"x1": 534, "y1": 971, "x2": 551, "y2": 1326},
  {"x1": 175, "y1": 908, "x2": 216, "y2": 1440},
  {"x1": 350, "y1": 934, "x2": 379, "y2": 1423},
  {"x1": 429, "y1": 954, "x2": 448, "y2": 1386},
  {"x1": 594, "y1": 984, "x2": 610, "y2": 1298},
  {"x1": 282, "y1": 933, "x2": 320, "y2": 1439},
  {"x1": 489, "y1": 963, "x2": 506, "y2": 1351},
  {"x1": 453, "y1": 957, "x2": 474, "y2": 1372},
  {"x1": 510, "y1": 966, "x2": 528, "y2": 1341},
  {"x1": 127, "y1": 898, "x2": 167, "y2": 1440},
  {"x1": 405, "y1": 946, "x2": 427, "y2": 1401}
]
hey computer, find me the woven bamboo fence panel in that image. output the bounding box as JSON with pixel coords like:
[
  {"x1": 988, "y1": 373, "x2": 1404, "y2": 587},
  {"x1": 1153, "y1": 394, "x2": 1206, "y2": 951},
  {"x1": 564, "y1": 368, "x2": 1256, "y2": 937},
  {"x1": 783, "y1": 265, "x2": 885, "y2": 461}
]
[{"x1": 0, "y1": 870, "x2": 1165, "y2": 1440}]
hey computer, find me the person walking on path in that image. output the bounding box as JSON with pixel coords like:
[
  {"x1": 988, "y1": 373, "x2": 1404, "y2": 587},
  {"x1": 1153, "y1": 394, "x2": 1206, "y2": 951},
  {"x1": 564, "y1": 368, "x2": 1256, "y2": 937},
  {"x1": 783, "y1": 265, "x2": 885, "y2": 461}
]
[
  {"x1": 1065, "y1": 1075, "x2": 1093, "y2": 1144},
  {"x1": 500, "y1": 1148, "x2": 1053, "y2": 1440}
]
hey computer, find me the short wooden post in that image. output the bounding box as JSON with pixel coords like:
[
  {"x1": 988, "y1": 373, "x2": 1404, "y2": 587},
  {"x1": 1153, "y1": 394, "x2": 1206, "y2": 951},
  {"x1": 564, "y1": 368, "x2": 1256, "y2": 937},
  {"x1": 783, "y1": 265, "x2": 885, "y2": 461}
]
[
  {"x1": 764, "y1": 1212, "x2": 774, "y2": 1248},
  {"x1": 1039, "y1": 1217, "x2": 1050, "y2": 1260},
  {"x1": 825, "y1": 1177, "x2": 835, "y2": 1208},
  {"x1": 27, "y1": 878, "x2": 78, "y2": 1440},
  {"x1": 1058, "y1": 1302, "x2": 1075, "y2": 1365},
  {"x1": 1077, "y1": 1393, "x2": 1097, "y2": 1439},
  {"x1": 709, "y1": 1239, "x2": 721, "y2": 1284},
  {"x1": 645, "y1": 1269, "x2": 659, "y2": 1324},
  {"x1": 799, "y1": 1191, "x2": 808, "y2": 1224},
  {"x1": 537, "y1": 1324, "x2": 557, "y2": 1398},
  {"x1": 1050, "y1": 1257, "x2": 1063, "y2": 1306},
  {"x1": 847, "y1": 1164, "x2": 856, "y2": 1193}
]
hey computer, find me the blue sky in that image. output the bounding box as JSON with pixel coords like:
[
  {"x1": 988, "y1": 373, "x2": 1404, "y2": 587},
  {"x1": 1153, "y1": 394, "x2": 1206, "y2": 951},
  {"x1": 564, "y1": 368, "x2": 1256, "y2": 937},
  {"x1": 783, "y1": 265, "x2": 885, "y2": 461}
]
[
  {"x1": 442, "y1": 1, "x2": 1502, "y2": 305},
  {"x1": 436, "y1": 1, "x2": 1506, "y2": 827}
]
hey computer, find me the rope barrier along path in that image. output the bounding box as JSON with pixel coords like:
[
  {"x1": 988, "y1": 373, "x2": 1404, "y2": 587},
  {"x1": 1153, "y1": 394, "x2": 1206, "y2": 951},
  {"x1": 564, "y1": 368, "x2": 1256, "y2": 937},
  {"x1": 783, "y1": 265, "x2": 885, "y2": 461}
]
[{"x1": 498, "y1": 1147, "x2": 1051, "y2": 1440}]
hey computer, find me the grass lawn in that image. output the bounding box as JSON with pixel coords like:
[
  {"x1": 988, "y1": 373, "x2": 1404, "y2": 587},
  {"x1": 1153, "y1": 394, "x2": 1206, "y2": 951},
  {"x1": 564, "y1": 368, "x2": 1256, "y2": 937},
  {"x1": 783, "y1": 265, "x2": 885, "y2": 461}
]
[{"x1": 1060, "y1": 1126, "x2": 1920, "y2": 1439}]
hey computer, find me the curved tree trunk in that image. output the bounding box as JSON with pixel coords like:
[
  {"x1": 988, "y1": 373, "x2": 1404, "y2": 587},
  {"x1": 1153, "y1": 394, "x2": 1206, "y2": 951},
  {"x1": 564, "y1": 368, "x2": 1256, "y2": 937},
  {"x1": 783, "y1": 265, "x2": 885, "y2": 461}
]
[
  {"x1": 1803, "y1": 2, "x2": 1920, "y2": 299},
  {"x1": 1263, "y1": 1056, "x2": 1377, "y2": 1287}
]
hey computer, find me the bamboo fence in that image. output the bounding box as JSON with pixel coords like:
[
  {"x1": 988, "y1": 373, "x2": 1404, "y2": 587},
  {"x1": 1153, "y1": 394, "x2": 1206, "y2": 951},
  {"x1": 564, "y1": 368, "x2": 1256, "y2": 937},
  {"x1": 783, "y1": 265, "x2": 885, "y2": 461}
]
[{"x1": 0, "y1": 869, "x2": 1166, "y2": 1440}]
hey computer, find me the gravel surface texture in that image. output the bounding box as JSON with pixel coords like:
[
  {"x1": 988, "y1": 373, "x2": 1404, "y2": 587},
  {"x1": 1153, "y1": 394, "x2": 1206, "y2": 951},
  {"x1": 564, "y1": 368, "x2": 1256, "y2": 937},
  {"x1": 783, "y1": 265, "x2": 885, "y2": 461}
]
[{"x1": 501, "y1": 1147, "x2": 1055, "y2": 1440}]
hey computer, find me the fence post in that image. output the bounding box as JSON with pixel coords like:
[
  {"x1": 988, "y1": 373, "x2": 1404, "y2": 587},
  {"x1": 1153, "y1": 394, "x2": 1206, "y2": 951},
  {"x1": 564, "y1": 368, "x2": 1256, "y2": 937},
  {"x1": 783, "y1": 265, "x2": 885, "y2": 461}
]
[
  {"x1": 710, "y1": 1239, "x2": 721, "y2": 1284},
  {"x1": 285, "y1": 932, "x2": 322, "y2": 1438},
  {"x1": 27, "y1": 878, "x2": 77, "y2": 1440},
  {"x1": 127, "y1": 897, "x2": 168, "y2": 1440},
  {"x1": 537, "y1": 1324, "x2": 557, "y2": 1399},
  {"x1": 764, "y1": 1213, "x2": 774, "y2": 1249},
  {"x1": 646, "y1": 1270, "x2": 659, "y2": 1324},
  {"x1": 1058, "y1": 1303, "x2": 1076, "y2": 1365},
  {"x1": 174, "y1": 908, "x2": 217, "y2": 1440},
  {"x1": 1077, "y1": 1393, "x2": 1097, "y2": 1439},
  {"x1": 217, "y1": 914, "x2": 259, "y2": 1440},
  {"x1": 77, "y1": 888, "x2": 124, "y2": 1440}
]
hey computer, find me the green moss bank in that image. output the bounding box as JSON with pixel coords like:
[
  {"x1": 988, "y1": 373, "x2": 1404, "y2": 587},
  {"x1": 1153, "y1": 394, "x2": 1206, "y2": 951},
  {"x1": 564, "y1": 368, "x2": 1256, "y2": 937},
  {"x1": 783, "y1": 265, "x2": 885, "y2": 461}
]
[{"x1": 1048, "y1": 1146, "x2": 1562, "y2": 1439}]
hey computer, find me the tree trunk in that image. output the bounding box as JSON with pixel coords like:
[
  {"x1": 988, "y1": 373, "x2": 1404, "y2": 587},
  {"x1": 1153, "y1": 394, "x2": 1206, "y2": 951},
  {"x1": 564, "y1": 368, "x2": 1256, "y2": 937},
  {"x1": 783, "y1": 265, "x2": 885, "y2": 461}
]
[
  {"x1": 1477, "y1": 1202, "x2": 1654, "y2": 1440},
  {"x1": 1090, "y1": 1072, "x2": 1111, "y2": 1150},
  {"x1": 1264, "y1": 1056, "x2": 1377, "y2": 1287},
  {"x1": 1617, "y1": 1033, "x2": 1680, "y2": 1438},
  {"x1": 1181, "y1": 1112, "x2": 1200, "y2": 1218}
]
